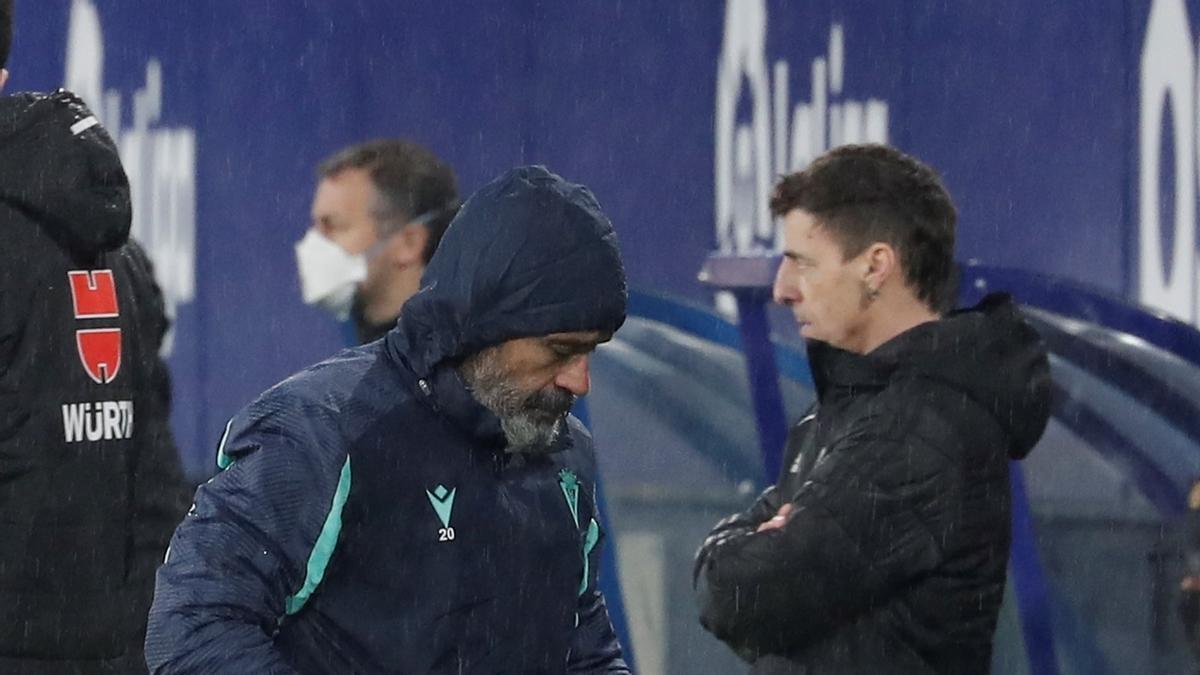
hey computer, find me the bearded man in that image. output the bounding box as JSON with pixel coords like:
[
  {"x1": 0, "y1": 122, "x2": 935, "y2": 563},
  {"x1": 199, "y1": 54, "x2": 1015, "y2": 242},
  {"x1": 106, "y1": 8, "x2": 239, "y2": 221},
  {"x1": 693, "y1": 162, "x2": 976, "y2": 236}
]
[{"x1": 146, "y1": 166, "x2": 631, "y2": 675}]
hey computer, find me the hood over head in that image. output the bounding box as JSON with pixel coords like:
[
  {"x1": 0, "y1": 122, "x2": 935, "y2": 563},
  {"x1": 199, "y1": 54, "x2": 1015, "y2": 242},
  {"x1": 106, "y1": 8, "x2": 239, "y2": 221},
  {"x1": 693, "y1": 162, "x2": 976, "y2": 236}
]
[
  {"x1": 389, "y1": 165, "x2": 627, "y2": 376},
  {"x1": 0, "y1": 89, "x2": 130, "y2": 254},
  {"x1": 810, "y1": 293, "x2": 1052, "y2": 459}
]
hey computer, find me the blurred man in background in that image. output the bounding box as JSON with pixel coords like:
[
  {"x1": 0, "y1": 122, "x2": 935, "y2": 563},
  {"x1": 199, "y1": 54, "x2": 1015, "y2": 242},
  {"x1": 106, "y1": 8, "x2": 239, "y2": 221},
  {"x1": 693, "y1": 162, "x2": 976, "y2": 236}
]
[
  {"x1": 295, "y1": 139, "x2": 458, "y2": 344},
  {"x1": 0, "y1": 1, "x2": 188, "y2": 671},
  {"x1": 694, "y1": 144, "x2": 1051, "y2": 673}
]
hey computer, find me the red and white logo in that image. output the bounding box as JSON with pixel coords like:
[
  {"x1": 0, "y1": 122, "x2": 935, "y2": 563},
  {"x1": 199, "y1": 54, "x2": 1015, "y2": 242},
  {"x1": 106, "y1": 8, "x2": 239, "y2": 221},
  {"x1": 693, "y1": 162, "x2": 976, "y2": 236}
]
[
  {"x1": 68, "y1": 270, "x2": 122, "y2": 384},
  {"x1": 75, "y1": 328, "x2": 122, "y2": 384},
  {"x1": 68, "y1": 270, "x2": 119, "y2": 318}
]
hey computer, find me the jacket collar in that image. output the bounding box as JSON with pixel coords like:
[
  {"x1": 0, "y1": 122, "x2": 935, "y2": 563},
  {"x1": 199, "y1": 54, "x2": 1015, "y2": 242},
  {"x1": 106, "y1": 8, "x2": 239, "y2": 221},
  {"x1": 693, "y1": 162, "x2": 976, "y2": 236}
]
[
  {"x1": 807, "y1": 340, "x2": 897, "y2": 403},
  {"x1": 806, "y1": 317, "x2": 950, "y2": 402},
  {"x1": 425, "y1": 362, "x2": 508, "y2": 451}
]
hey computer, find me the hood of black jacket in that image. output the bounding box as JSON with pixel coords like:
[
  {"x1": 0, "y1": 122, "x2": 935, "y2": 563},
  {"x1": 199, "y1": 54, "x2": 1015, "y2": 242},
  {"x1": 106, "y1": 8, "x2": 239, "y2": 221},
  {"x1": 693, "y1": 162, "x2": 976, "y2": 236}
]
[
  {"x1": 387, "y1": 165, "x2": 628, "y2": 377},
  {"x1": 0, "y1": 90, "x2": 131, "y2": 254},
  {"x1": 809, "y1": 293, "x2": 1052, "y2": 460}
]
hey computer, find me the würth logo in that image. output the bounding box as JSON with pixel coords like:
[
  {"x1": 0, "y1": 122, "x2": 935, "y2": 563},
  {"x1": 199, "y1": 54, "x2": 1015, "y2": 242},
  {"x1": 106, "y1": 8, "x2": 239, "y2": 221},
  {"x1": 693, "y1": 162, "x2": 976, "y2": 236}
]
[
  {"x1": 62, "y1": 400, "x2": 134, "y2": 443},
  {"x1": 68, "y1": 270, "x2": 122, "y2": 384}
]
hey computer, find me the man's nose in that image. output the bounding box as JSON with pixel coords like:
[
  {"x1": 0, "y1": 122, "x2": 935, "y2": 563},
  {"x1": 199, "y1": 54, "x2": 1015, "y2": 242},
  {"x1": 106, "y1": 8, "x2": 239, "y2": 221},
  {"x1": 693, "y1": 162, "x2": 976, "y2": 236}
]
[
  {"x1": 773, "y1": 265, "x2": 799, "y2": 306},
  {"x1": 555, "y1": 354, "x2": 591, "y2": 397}
]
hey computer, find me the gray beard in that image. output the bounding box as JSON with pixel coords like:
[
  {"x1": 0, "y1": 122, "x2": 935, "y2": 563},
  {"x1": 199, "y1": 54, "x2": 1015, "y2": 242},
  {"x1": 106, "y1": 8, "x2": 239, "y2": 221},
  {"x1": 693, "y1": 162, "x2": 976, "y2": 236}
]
[
  {"x1": 498, "y1": 415, "x2": 564, "y2": 455},
  {"x1": 459, "y1": 347, "x2": 574, "y2": 454}
]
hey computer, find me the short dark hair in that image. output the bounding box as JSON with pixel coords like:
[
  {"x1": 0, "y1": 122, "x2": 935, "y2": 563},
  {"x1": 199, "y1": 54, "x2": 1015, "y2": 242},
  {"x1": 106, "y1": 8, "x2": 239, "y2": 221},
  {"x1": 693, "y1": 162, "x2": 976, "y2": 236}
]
[
  {"x1": 318, "y1": 139, "x2": 458, "y2": 264},
  {"x1": 1, "y1": 0, "x2": 13, "y2": 70},
  {"x1": 770, "y1": 144, "x2": 957, "y2": 311}
]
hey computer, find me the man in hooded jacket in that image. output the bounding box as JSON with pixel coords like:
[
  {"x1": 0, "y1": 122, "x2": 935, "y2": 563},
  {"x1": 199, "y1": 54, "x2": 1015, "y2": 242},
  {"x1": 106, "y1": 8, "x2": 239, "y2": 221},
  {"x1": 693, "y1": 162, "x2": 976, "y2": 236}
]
[
  {"x1": 0, "y1": 2, "x2": 189, "y2": 670},
  {"x1": 694, "y1": 144, "x2": 1052, "y2": 674},
  {"x1": 145, "y1": 166, "x2": 631, "y2": 674}
]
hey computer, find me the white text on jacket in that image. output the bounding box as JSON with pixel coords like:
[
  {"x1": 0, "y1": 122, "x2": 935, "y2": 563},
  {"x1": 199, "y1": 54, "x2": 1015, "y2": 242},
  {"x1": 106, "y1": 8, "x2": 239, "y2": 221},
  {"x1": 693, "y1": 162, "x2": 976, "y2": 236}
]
[{"x1": 62, "y1": 401, "x2": 134, "y2": 442}]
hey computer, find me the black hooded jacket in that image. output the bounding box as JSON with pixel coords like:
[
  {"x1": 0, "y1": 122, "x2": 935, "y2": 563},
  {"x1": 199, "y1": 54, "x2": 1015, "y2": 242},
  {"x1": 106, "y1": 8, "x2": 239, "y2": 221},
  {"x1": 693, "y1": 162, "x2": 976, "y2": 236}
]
[
  {"x1": 695, "y1": 294, "x2": 1052, "y2": 674},
  {"x1": 0, "y1": 90, "x2": 188, "y2": 672}
]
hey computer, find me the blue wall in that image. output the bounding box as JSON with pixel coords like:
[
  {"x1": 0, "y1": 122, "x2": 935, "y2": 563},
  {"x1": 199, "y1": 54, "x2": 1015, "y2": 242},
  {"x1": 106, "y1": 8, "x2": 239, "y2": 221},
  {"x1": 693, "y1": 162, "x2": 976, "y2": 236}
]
[{"x1": 8, "y1": 0, "x2": 1187, "y2": 473}]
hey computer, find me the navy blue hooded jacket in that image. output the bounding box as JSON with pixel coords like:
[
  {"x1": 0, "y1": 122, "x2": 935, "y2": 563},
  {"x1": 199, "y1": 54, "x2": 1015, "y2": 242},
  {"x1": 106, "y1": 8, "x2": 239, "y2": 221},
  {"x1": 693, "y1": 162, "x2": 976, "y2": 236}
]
[{"x1": 145, "y1": 166, "x2": 631, "y2": 674}]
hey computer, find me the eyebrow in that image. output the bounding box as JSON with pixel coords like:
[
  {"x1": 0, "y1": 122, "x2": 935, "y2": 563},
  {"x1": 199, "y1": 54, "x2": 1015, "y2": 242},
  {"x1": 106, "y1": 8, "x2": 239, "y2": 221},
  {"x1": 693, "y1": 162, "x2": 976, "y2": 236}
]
[{"x1": 783, "y1": 250, "x2": 815, "y2": 264}]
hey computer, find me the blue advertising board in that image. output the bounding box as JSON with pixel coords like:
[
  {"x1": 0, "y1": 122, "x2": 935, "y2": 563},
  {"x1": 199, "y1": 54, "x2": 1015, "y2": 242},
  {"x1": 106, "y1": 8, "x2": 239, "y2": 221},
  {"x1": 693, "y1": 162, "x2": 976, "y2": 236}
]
[{"x1": 7, "y1": 0, "x2": 1189, "y2": 478}]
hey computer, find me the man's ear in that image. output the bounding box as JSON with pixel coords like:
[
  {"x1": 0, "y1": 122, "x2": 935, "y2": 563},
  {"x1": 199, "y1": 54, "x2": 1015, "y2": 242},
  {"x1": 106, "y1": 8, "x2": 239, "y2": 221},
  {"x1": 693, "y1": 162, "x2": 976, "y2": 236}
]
[
  {"x1": 0, "y1": 69, "x2": 9, "y2": 93},
  {"x1": 862, "y1": 242, "x2": 897, "y2": 291},
  {"x1": 386, "y1": 222, "x2": 430, "y2": 268}
]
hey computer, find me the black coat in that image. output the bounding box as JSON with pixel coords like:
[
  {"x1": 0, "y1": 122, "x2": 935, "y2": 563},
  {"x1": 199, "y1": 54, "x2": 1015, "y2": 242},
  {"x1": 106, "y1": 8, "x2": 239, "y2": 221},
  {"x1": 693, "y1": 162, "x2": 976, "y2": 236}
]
[
  {"x1": 695, "y1": 294, "x2": 1051, "y2": 674},
  {"x1": 0, "y1": 90, "x2": 189, "y2": 672}
]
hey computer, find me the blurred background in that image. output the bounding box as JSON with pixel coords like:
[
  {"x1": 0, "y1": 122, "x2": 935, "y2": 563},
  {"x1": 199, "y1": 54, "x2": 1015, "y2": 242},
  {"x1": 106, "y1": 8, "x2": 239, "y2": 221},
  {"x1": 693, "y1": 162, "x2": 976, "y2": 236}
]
[{"x1": 12, "y1": 1, "x2": 1200, "y2": 672}]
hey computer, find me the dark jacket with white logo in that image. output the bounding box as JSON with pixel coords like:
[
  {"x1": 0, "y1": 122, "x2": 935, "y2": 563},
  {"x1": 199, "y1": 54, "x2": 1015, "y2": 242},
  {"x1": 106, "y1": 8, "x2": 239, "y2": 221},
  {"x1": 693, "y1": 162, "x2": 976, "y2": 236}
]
[
  {"x1": 146, "y1": 166, "x2": 631, "y2": 674},
  {"x1": 0, "y1": 90, "x2": 188, "y2": 672},
  {"x1": 695, "y1": 294, "x2": 1052, "y2": 674}
]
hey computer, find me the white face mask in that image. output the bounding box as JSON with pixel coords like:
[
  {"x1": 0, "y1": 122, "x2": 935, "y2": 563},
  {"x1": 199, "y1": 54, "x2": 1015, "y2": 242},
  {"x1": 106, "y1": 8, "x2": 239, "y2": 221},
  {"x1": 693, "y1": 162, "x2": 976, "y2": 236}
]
[{"x1": 294, "y1": 229, "x2": 368, "y2": 321}]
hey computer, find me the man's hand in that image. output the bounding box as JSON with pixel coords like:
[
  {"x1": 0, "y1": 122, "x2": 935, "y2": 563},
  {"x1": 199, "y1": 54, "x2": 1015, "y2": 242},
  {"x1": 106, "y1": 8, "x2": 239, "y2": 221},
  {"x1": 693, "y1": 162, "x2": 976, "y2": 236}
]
[{"x1": 756, "y1": 503, "x2": 794, "y2": 533}]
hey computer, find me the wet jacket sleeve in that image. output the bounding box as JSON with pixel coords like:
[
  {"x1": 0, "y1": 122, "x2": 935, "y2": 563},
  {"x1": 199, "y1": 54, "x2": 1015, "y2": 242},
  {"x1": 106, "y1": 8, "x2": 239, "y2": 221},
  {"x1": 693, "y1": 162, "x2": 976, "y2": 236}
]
[
  {"x1": 568, "y1": 498, "x2": 631, "y2": 674},
  {"x1": 144, "y1": 416, "x2": 348, "y2": 674},
  {"x1": 693, "y1": 430, "x2": 944, "y2": 657},
  {"x1": 694, "y1": 486, "x2": 783, "y2": 581},
  {"x1": 693, "y1": 414, "x2": 808, "y2": 578}
]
